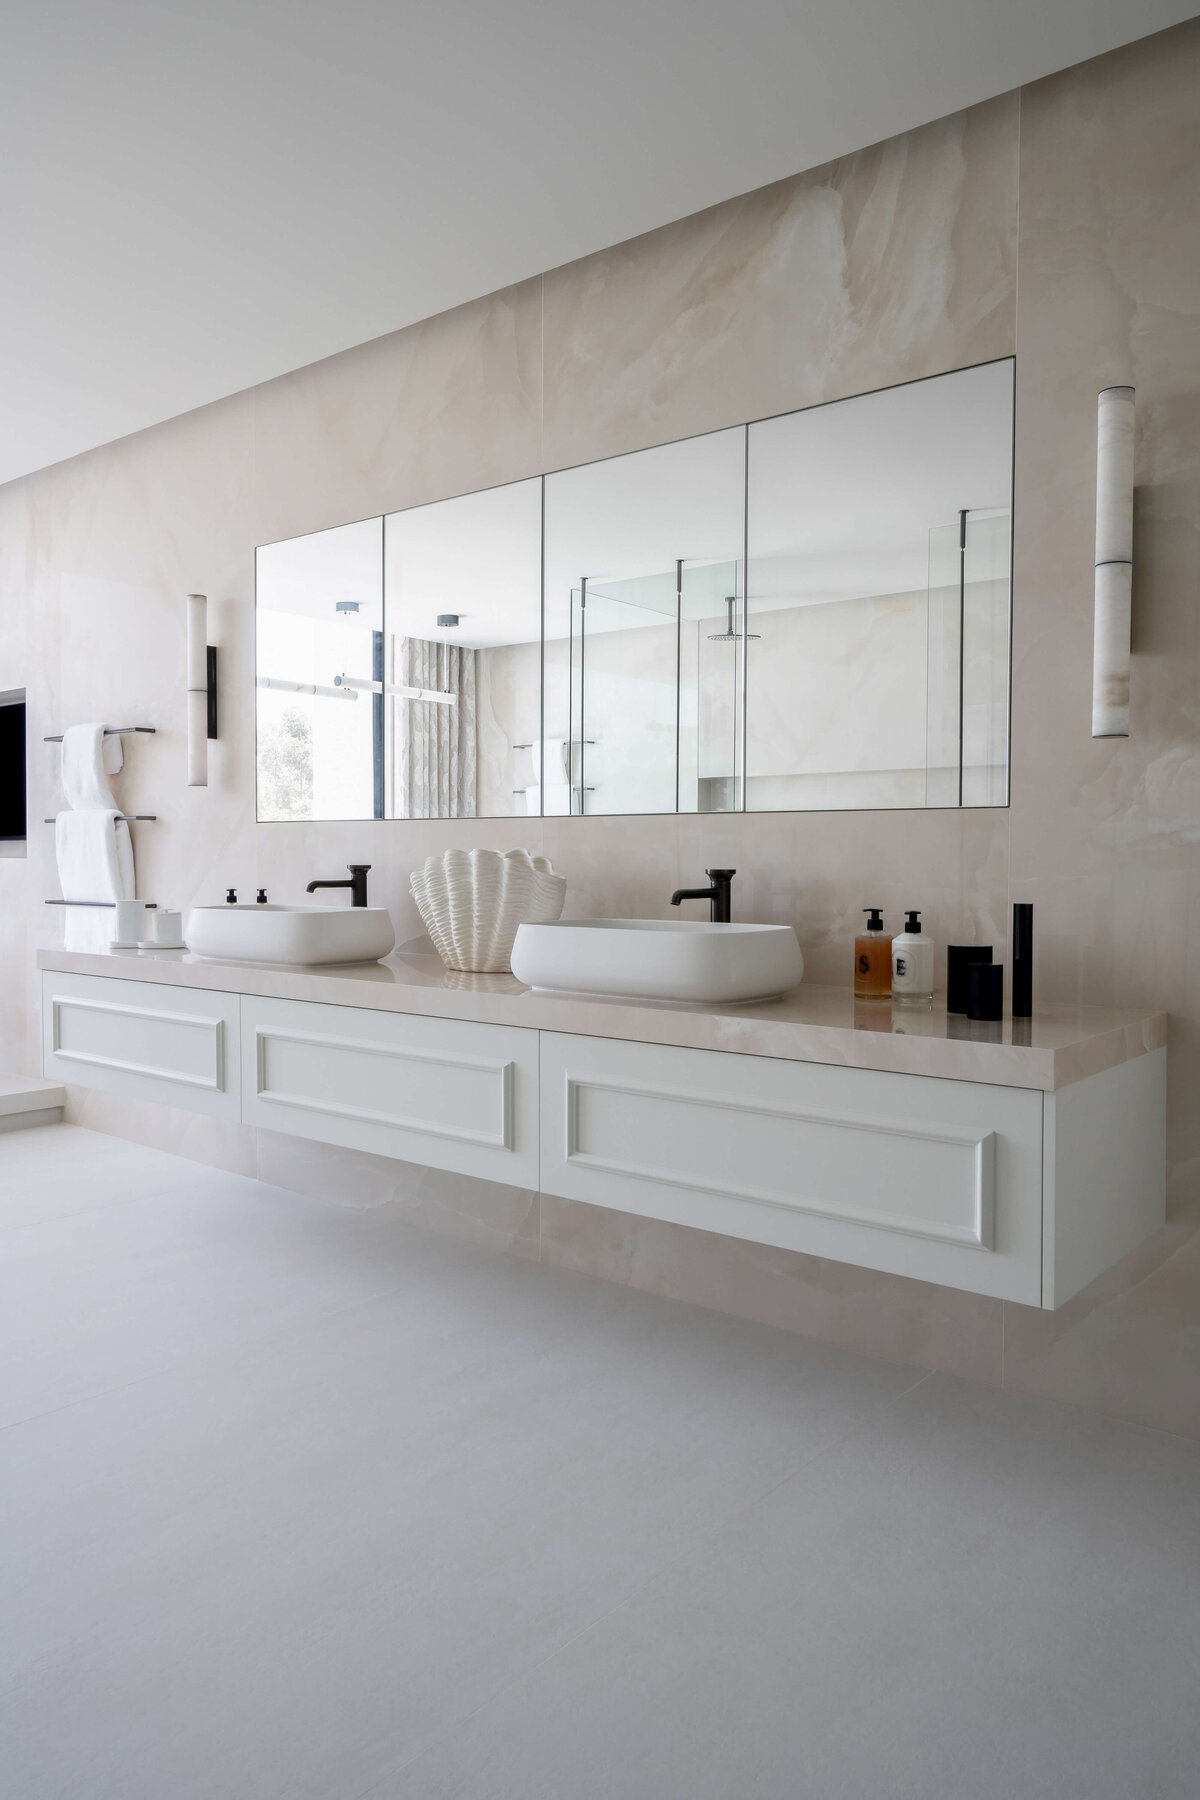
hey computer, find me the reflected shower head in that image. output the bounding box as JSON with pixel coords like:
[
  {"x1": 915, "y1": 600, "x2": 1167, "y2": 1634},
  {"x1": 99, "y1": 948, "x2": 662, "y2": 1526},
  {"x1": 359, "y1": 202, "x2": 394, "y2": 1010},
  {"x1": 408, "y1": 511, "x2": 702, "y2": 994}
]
[{"x1": 708, "y1": 596, "x2": 759, "y2": 641}]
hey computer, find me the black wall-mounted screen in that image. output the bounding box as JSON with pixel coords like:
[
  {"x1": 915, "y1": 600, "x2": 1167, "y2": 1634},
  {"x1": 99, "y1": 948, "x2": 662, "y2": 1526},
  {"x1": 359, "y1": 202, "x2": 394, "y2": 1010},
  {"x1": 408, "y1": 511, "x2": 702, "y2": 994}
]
[{"x1": 0, "y1": 700, "x2": 27, "y2": 839}]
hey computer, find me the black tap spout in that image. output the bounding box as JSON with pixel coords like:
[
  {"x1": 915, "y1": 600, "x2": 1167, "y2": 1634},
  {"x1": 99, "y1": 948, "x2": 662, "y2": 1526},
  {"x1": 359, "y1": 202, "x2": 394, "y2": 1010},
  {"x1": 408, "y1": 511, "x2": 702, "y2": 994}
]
[
  {"x1": 306, "y1": 863, "x2": 371, "y2": 908},
  {"x1": 670, "y1": 868, "x2": 735, "y2": 923}
]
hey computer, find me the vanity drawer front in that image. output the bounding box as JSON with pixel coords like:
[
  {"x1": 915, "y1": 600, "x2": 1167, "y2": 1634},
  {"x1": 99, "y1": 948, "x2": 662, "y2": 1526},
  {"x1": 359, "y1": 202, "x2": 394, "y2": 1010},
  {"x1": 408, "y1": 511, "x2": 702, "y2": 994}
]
[
  {"x1": 240, "y1": 996, "x2": 539, "y2": 1187},
  {"x1": 41, "y1": 971, "x2": 241, "y2": 1119},
  {"x1": 540, "y1": 1033, "x2": 1043, "y2": 1303}
]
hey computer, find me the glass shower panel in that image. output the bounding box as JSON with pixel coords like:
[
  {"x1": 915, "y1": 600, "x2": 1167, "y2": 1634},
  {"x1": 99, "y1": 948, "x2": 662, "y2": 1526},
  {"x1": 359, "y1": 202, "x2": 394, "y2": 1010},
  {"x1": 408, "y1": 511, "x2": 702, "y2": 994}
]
[
  {"x1": 962, "y1": 509, "x2": 1011, "y2": 806},
  {"x1": 925, "y1": 507, "x2": 1012, "y2": 807},
  {"x1": 746, "y1": 359, "x2": 1013, "y2": 812},
  {"x1": 925, "y1": 520, "x2": 961, "y2": 807},
  {"x1": 544, "y1": 426, "x2": 746, "y2": 817},
  {"x1": 568, "y1": 572, "x2": 678, "y2": 815},
  {"x1": 679, "y1": 560, "x2": 744, "y2": 813}
]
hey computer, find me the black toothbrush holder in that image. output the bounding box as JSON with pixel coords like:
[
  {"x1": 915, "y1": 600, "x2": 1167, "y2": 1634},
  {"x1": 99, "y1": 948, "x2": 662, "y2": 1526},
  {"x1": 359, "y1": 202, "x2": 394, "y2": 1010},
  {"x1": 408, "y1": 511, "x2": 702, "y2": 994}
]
[
  {"x1": 947, "y1": 944, "x2": 993, "y2": 1014},
  {"x1": 967, "y1": 961, "x2": 1004, "y2": 1022},
  {"x1": 1012, "y1": 904, "x2": 1033, "y2": 1018}
]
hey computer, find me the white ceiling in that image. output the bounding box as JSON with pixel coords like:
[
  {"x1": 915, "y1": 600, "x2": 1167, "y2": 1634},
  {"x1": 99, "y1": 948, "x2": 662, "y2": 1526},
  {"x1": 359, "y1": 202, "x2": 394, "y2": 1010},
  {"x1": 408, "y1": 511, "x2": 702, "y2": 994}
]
[{"x1": 1, "y1": 0, "x2": 1191, "y2": 487}]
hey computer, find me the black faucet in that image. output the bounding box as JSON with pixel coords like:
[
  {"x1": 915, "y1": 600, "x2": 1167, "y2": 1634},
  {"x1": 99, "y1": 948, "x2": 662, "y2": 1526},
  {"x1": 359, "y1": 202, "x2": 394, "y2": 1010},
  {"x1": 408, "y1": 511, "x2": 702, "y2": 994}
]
[
  {"x1": 306, "y1": 863, "x2": 371, "y2": 908},
  {"x1": 670, "y1": 868, "x2": 735, "y2": 923}
]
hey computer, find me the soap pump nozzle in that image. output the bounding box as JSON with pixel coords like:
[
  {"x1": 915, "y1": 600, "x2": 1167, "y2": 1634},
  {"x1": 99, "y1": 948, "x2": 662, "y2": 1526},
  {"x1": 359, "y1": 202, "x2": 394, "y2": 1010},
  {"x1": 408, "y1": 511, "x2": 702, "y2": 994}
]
[
  {"x1": 903, "y1": 909, "x2": 922, "y2": 933},
  {"x1": 863, "y1": 907, "x2": 884, "y2": 932}
]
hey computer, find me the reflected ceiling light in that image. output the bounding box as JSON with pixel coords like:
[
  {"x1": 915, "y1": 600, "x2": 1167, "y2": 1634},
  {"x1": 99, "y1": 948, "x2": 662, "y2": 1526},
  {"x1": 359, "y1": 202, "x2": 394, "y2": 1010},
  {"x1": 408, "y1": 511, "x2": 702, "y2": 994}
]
[
  {"x1": 332, "y1": 673, "x2": 455, "y2": 705},
  {"x1": 437, "y1": 613, "x2": 460, "y2": 628},
  {"x1": 257, "y1": 675, "x2": 357, "y2": 700},
  {"x1": 394, "y1": 685, "x2": 456, "y2": 706},
  {"x1": 335, "y1": 599, "x2": 360, "y2": 617}
]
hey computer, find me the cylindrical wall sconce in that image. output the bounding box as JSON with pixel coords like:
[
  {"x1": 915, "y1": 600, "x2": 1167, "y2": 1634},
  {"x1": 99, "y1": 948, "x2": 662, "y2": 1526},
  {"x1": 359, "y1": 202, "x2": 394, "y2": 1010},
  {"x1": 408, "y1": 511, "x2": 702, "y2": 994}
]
[
  {"x1": 186, "y1": 593, "x2": 218, "y2": 786},
  {"x1": 1092, "y1": 385, "x2": 1135, "y2": 738}
]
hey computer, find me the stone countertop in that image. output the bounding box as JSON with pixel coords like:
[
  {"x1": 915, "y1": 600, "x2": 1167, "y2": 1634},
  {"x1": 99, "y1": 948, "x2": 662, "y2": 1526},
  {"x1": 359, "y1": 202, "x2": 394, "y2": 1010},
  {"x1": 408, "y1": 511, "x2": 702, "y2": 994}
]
[{"x1": 38, "y1": 945, "x2": 1167, "y2": 1093}]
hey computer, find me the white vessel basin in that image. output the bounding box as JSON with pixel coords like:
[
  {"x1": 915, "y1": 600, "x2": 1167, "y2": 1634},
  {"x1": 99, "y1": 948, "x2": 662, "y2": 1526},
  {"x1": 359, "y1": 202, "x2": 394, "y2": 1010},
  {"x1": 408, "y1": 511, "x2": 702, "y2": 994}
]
[
  {"x1": 184, "y1": 904, "x2": 395, "y2": 966},
  {"x1": 510, "y1": 918, "x2": 804, "y2": 1004}
]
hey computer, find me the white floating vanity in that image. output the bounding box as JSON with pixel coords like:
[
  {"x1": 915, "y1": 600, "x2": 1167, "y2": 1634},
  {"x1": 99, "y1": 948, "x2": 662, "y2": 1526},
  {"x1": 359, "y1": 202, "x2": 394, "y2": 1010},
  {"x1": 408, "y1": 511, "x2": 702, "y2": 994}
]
[{"x1": 39, "y1": 947, "x2": 1167, "y2": 1310}]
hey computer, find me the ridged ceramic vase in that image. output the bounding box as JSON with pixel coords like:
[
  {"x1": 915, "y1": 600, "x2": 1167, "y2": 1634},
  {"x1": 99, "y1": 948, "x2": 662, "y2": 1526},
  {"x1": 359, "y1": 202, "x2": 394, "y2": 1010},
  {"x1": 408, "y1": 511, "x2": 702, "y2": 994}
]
[{"x1": 410, "y1": 848, "x2": 567, "y2": 973}]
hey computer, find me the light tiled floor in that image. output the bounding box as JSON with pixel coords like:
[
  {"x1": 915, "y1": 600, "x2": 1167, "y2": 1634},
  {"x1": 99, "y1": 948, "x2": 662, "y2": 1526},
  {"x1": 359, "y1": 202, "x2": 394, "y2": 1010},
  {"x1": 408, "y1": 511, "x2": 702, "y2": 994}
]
[{"x1": 3, "y1": 1125, "x2": 1197, "y2": 1800}]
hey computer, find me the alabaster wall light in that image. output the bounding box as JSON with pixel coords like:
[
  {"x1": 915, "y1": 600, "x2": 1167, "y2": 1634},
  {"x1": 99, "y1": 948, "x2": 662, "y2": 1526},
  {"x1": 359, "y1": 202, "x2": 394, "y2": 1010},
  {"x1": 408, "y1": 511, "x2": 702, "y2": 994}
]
[{"x1": 1092, "y1": 385, "x2": 1135, "y2": 738}]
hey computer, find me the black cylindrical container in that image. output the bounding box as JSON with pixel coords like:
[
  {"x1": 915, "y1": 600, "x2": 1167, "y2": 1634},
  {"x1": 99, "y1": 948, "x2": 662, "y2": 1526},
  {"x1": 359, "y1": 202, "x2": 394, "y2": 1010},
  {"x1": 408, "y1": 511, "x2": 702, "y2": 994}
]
[
  {"x1": 947, "y1": 945, "x2": 993, "y2": 1014},
  {"x1": 968, "y1": 961, "x2": 1004, "y2": 1022},
  {"x1": 1012, "y1": 904, "x2": 1033, "y2": 1018}
]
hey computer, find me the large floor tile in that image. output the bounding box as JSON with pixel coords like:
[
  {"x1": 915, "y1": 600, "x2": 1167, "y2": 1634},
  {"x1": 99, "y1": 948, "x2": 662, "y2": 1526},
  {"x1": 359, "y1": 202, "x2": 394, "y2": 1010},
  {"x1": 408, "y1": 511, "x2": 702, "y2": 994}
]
[
  {"x1": 378, "y1": 1375, "x2": 1200, "y2": 1800},
  {"x1": 0, "y1": 1123, "x2": 157, "y2": 1231},
  {"x1": 0, "y1": 1129, "x2": 513, "y2": 1426},
  {"x1": 1, "y1": 1133, "x2": 918, "y2": 1800}
]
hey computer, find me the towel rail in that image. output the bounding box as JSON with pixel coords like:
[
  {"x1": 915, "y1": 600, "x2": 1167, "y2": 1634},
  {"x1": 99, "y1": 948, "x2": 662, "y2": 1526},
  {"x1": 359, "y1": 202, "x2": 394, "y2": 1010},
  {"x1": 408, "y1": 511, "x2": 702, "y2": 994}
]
[
  {"x1": 45, "y1": 899, "x2": 158, "y2": 909},
  {"x1": 44, "y1": 726, "x2": 156, "y2": 742},
  {"x1": 44, "y1": 815, "x2": 156, "y2": 823}
]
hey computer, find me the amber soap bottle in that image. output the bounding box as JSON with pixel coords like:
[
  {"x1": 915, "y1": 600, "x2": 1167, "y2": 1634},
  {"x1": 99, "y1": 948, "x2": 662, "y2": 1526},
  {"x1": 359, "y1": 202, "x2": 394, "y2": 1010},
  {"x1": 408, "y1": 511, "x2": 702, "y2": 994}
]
[{"x1": 854, "y1": 908, "x2": 892, "y2": 998}]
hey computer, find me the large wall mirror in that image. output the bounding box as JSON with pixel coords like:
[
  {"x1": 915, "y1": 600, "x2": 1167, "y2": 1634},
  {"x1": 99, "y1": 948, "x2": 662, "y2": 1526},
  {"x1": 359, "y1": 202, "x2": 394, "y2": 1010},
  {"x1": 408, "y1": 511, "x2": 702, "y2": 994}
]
[{"x1": 256, "y1": 358, "x2": 1013, "y2": 822}]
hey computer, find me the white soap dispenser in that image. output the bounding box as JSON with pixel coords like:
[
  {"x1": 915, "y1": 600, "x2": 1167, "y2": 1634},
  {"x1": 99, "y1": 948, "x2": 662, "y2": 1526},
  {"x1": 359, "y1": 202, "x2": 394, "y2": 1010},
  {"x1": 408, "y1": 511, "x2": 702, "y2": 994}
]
[{"x1": 892, "y1": 909, "x2": 933, "y2": 1004}]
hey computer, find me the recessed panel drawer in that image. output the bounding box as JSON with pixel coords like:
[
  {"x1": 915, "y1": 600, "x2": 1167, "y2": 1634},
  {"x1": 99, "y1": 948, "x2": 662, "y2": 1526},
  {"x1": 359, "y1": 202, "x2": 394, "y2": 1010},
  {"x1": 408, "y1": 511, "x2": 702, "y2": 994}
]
[
  {"x1": 241, "y1": 995, "x2": 539, "y2": 1187},
  {"x1": 41, "y1": 971, "x2": 241, "y2": 1119},
  {"x1": 540, "y1": 1032, "x2": 1043, "y2": 1302}
]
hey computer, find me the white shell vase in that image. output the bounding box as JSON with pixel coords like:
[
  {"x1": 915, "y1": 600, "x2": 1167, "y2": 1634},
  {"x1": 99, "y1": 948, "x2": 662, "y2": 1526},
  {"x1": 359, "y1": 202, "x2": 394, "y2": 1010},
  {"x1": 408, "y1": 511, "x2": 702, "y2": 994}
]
[{"x1": 410, "y1": 848, "x2": 567, "y2": 973}]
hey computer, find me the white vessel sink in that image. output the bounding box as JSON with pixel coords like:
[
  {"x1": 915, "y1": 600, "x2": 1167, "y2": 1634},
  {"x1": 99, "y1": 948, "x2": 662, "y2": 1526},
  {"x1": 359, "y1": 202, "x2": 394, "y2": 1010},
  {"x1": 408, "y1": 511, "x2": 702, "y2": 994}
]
[
  {"x1": 184, "y1": 904, "x2": 395, "y2": 966},
  {"x1": 510, "y1": 918, "x2": 804, "y2": 1004}
]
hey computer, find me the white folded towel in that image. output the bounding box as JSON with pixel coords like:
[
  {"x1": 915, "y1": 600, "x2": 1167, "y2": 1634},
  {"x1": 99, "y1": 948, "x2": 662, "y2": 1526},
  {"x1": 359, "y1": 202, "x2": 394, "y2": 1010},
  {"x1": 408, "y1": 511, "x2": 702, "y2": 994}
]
[
  {"x1": 533, "y1": 739, "x2": 571, "y2": 784},
  {"x1": 56, "y1": 812, "x2": 136, "y2": 951},
  {"x1": 57, "y1": 725, "x2": 135, "y2": 951},
  {"x1": 61, "y1": 723, "x2": 123, "y2": 810}
]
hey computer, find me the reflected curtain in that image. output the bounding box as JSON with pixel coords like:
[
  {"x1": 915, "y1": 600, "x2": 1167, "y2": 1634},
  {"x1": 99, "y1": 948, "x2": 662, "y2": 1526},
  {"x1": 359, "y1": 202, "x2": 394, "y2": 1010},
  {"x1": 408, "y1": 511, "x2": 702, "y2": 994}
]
[{"x1": 395, "y1": 637, "x2": 477, "y2": 818}]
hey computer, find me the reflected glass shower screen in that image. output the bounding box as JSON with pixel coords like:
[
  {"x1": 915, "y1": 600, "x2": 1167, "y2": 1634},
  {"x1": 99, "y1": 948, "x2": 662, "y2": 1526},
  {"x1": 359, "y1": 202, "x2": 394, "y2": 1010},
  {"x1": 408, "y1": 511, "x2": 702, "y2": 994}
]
[
  {"x1": 926, "y1": 507, "x2": 1012, "y2": 808},
  {"x1": 256, "y1": 360, "x2": 1013, "y2": 822}
]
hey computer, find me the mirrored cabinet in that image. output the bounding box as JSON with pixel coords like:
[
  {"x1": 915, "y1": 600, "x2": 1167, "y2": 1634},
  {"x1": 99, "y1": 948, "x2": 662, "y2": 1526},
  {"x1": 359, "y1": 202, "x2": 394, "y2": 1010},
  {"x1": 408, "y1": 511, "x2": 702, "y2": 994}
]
[{"x1": 256, "y1": 358, "x2": 1013, "y2": 822}]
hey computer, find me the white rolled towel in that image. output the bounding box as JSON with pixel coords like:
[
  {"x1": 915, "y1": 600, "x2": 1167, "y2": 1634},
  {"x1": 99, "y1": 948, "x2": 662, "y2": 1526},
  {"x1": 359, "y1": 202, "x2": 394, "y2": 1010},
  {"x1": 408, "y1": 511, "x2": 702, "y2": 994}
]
[{"x1": 61, "y1": 722, "x2": 123, "y2": 809}]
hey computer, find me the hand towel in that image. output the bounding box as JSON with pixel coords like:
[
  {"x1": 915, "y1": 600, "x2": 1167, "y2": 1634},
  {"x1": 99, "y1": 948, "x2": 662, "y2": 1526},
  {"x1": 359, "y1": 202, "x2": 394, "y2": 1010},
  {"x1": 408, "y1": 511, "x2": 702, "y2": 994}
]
[
  {"x1": 61, "y1": 723, "x2": 123, "y2": 810},
  {"x1": 56, "y1": 811, "x2": 135, "y2": 951},
  {"x1": 533, "y1": 739, "x2": 571, "y2": 784}
]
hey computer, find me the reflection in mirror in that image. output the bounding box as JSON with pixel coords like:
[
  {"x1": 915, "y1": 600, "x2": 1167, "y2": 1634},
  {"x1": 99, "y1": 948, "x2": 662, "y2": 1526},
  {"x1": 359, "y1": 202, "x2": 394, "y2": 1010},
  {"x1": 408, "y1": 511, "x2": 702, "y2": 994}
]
[
  {"x1": 543, "y1": 428, "x2": 745, "y2": 814},
  {"x1": 383, "y1": 478, "x2": 542, "y2": 818},
  {"x1": 256, "y1": 518, "x2": 384, "y2": 821},
  {"x1": 255, "y1": 360, "x2": 1012, "y2": 825},
  {"x1": 746, "y1": 359, "x2": 1013, "y2": 810}
]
